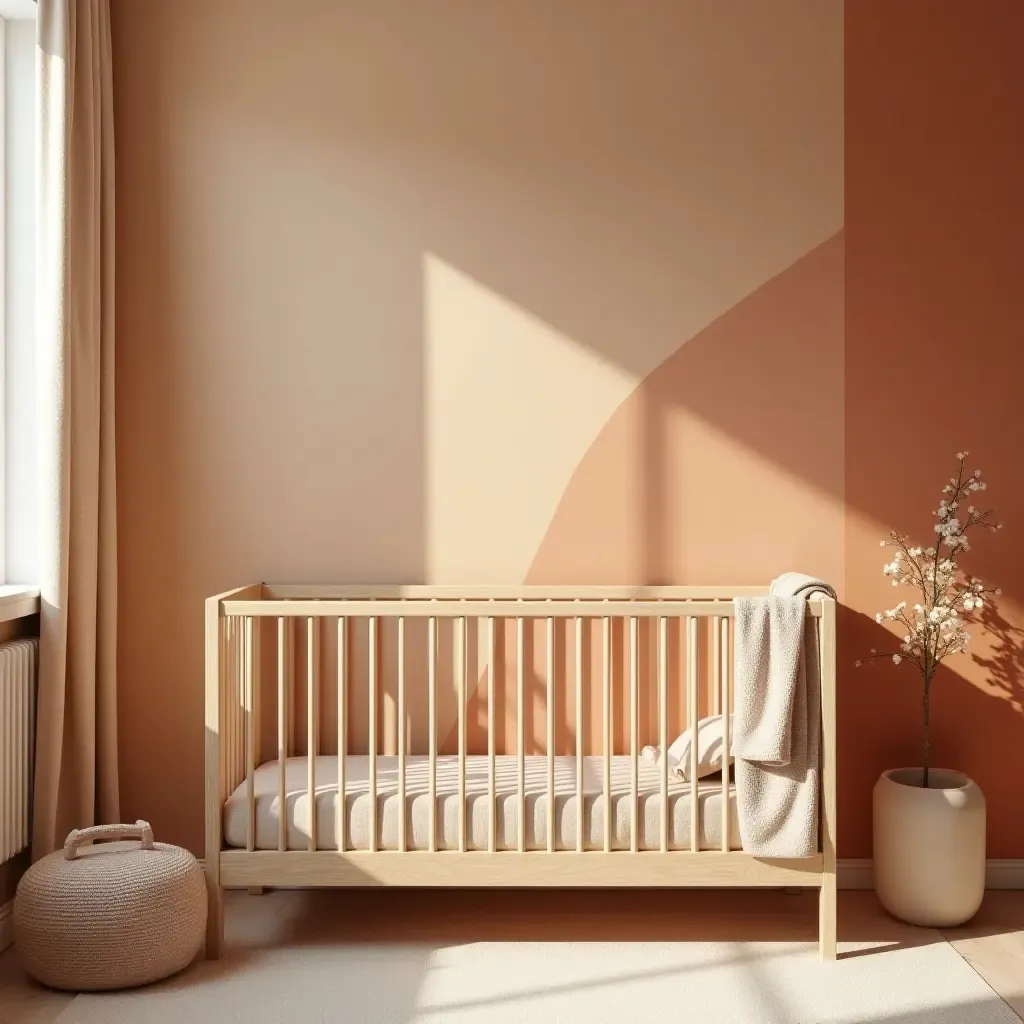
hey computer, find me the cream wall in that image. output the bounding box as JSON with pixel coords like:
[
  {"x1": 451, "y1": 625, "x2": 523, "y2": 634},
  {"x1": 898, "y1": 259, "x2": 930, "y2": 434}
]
[{"x1": 112, "y1": 0, "x2": 844, "y2": 852}]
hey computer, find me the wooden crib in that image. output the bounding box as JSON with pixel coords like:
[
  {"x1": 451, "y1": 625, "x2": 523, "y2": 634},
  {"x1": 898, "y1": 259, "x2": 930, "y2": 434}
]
[{"x1": 204, "y1": 585, "x2": 837, "y2": 959}]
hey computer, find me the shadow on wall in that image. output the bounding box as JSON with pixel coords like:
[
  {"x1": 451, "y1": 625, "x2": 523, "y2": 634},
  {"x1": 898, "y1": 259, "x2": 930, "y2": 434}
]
[
  {"x1": 972, "y1": 602, "x2": 1024, "y2": 714},
  {"x1": 839, "y1": 605, "x2": 1024, "y2": 857}
]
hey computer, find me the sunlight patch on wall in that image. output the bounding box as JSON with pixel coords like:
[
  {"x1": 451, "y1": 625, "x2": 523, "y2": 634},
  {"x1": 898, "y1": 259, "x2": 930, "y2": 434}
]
[{"x1": 424, "y1": 253, "x2": 633, "y2": 583}]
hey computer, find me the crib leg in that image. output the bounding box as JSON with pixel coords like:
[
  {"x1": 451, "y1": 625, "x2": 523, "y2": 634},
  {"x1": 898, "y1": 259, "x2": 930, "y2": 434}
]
[
  {"x1": 206, "y1": 883, "x2": 225, "y2": 960},
  {"x1": 248, "y1": 886, "x2": 265, "y2": 896},
  {"x1": 819, "y1": 873, "x2": 837, "y2": 961}
]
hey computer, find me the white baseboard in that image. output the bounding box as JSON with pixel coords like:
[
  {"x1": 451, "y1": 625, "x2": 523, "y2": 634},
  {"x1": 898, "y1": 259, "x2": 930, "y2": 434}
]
[
  {"x1": 839, "y1": 858, "x2": 1024, "y2": 891},
  {"x1": 980, "y1": 860, "x2": 1024, "y2": 889},
  {"x1": 0, "y1": 900, "x2": 13, "y2": 954},
  {"x1": 200, "y1": 856, "x2": 1024, "y2": 891}
]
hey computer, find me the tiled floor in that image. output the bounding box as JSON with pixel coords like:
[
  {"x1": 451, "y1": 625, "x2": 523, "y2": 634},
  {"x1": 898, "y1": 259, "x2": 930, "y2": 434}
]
[{"x1": 0, "y1": 889, "x2": 1021, "y2": 1023}]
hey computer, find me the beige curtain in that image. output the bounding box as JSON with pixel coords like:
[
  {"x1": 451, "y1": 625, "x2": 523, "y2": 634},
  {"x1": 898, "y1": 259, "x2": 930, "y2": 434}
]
[{"x1": 33, "y1": 0, "x2": 119, "y2": 859}]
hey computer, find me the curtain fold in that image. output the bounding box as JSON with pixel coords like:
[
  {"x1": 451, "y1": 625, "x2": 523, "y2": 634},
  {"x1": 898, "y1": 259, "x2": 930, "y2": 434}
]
[{"x1": 33, "y1": 0, "x2": 118, "y2": 859}]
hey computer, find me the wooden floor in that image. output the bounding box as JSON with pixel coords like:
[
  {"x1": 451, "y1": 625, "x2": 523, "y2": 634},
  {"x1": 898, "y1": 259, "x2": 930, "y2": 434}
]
[{"x1": 0, "y1": 888, "x2": 1021, "y2": 1022}]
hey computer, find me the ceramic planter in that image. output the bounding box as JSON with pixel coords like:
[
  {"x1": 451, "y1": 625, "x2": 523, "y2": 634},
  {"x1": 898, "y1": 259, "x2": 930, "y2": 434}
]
[{"x1": 873, "y1": 767, "x2": 985, "y2": 927}]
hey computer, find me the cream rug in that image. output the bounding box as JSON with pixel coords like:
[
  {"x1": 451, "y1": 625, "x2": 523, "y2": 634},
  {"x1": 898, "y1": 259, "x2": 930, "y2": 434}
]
[{"x1": 53, "y1": 891, "x2": 1017, "y2": 1024}]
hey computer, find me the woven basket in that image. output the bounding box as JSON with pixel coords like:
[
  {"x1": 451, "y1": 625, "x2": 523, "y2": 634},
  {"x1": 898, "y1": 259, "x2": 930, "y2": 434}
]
[{"x1": 14, "y1": 821, "x2": 207, "y2": 991}]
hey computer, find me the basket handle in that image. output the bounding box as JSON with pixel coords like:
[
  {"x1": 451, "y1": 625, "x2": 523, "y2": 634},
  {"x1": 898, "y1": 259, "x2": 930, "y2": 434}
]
[{"x1": 63, "y1": 820, "x2": 155, "y2": 860}]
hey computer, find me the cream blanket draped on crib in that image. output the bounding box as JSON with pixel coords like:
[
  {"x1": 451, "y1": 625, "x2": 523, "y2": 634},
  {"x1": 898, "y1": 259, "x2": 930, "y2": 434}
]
[{"x1": 732, "y1": 574, "x2": 834, "y2": 857}]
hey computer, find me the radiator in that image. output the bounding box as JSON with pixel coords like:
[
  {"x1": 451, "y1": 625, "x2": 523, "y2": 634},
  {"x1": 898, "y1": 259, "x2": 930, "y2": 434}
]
[{"x1": 0, "y1": 639, "x2": 37, "y2": 863}]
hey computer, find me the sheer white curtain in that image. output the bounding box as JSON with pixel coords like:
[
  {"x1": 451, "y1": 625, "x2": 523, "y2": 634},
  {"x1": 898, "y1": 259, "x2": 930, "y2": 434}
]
[{"x1": 33, "y1": 0, "x2": 118, "y2": 858}]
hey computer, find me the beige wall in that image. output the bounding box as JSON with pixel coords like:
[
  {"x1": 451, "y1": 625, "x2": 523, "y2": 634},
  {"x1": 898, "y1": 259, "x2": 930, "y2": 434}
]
[{"x1": 112, "y1": 0, "x2": 844, "y2": 853}]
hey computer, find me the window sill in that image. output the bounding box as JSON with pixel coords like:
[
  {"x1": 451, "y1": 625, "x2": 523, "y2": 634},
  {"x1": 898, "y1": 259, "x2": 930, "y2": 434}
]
[{"x1": 0, "y1": 585, "x2": 40, "y2": 623}]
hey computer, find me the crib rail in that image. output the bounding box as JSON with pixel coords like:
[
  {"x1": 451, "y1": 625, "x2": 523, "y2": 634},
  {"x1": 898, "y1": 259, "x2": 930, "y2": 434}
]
[
  {"x1": 206, "y1": 584, "x2": 837, "y2": 960},
  {"x1": 222, "y1": 598, "x2": 823, "y2": 618}
]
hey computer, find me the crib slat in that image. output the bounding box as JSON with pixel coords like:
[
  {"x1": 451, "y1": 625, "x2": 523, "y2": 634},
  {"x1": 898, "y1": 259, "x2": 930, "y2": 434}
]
[
  {"x1": 457, "y1": 616, "x2": 467, "y2": 854},
  {"x1": 575, "y1": 614, "x2": 584, "y2": 854},
  {"x1": 546, "y1": 615, "x2": 555, "y2": 853},
  {"x1": 630, "y1": 616, "x2": 639, "y2": 853},
  {"x1": 245, "y1": 617, "x2": 255, "y2": 852},
  {"x1": 689, "y1": 616, "x2": 699, "y2": 853},
  {"x1": 307, "y1": 617, "x2": 318, "y2": 853},
  {"x1": 370, "y1": 618, "x2": 382, "y2": 851},
  {"x1": 338, "y1": 618, "x2": 347, "y2": 853},
  {"x1": 229, "y1": 619, "x2": 235, "y2": 796},
  {"x1": 368, "y1": 616, "x2": 378, "y2": 853},
  {"x1": 218, "y1": 619, "x2": 227, "y2": 805},
  {"x1": 517, "y1": 616, "x2": 526, "y2": 853},
  {"x1": 659, "y1": 616, "x2": 669, "y2": 853},
  {"x1": 221, "y1": 619, "x2": 228, "y2": 800},
  {"x1": 239, "y1": 621, "x2": 246, "y2": 791},
  {"x1": 712, "y1": 613, "x2": 722, "y2": 716},
  {"x1": 287, "y1": 619, "x2": 295, "y2": 761},
  {"x1": 603, "y1": 615, "x2": 611, "y2": 854},
  {"x1": 230, "y1": 619, "x2": 238, "y2": 798},
  {"x1": 429, "y1": 615, "x2": 438, "y2": 852},
  {"x1": 238, "y1": 621, "x2": 244, "y2": 794},
  {"x1": 398, "y1": 616, "x2": 407, "y2": 853},
  {"x1": 721, "y1": 616, "x2": 731, "y2": 852},
  {"x1": 487, "y1": 617, "x2": 496, "y2": 853},
  {"x1": 253, "y1": 619, "x2": 261, "y2": 769},
  {"x1": 277, "y1": 617, "x2": 287, "y2": 853}
]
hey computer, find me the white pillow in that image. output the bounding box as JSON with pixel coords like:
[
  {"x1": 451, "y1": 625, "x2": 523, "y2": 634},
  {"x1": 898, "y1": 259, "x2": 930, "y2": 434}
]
[{"x1": 642, "y1": 714, "x2": 733, "y2": 781}]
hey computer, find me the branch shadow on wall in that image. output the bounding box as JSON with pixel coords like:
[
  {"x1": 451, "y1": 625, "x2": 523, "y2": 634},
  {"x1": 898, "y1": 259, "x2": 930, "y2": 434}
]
[{"x1": 838, "y1": 605, "x2": 1024, "y2": 857}]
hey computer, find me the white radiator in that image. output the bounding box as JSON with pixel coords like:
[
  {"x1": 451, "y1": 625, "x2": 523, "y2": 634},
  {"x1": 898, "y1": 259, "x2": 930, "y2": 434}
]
[{"x1": 0, "y1": 639, "x2": 36, "y2": 863}]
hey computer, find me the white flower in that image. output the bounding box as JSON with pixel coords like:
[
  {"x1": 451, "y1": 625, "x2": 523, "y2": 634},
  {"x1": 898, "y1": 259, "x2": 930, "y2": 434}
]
[
  {"x1": 975, "y1": 469, "x2": 982, "y2": 478},
  {"x1": 967, "y1": 506, "x2": 975, "y2": 514},
  {"x1": 957, "y1": 451, "x2": 968, "y2": 460},
  {"x1": 875, "y1": 612, "x2": 883, "y2": 623},
  {"x1": 892, "y1": 654, "x2": 902, "y2": 665},
  {"x1": 880, "y1": 539, "x2": 888, "y2": 547},
  {"x1": 855, "y1": 660, "x2": 862, "y2": 668},
  {"x1": 995, "y1": 588, "x2": 1002, "y2": 595}
]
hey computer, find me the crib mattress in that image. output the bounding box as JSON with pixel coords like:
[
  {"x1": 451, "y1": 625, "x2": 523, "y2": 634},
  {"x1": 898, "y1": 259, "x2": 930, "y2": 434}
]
[{"x1": 223, "y1": 755, "x2": 742, "y2": 852}]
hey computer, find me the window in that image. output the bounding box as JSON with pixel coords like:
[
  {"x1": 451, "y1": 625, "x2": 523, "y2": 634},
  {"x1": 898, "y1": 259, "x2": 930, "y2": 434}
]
[{"x1": 2, "y1": 1, "x2": 37, "y2": 585}]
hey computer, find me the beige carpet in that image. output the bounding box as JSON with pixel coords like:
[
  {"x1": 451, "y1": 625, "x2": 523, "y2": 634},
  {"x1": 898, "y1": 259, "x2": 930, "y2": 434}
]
[{"x1": 53, "y1": 891, "x2": 1018, "y2": 1024}]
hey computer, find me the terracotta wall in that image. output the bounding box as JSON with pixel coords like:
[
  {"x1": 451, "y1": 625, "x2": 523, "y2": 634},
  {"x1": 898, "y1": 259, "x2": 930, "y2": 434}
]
[
  {"x1": 844, "y1": 1, "x2": 1024, "y2": 857},
  {"x1": 111, "y1": 0, "x2": 1021, "y2": 859}
]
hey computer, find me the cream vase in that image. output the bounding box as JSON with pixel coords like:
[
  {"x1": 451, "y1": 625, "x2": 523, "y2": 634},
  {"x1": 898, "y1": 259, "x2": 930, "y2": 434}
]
[{"x1": 873, "y1": 768, "x2": 986, "y2": 927}]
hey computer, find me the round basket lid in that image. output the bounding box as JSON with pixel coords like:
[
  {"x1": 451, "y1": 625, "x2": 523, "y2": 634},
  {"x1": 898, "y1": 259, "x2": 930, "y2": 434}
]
[{"x1": 20, "y1": 821, "x2": 199, "y2": 900}]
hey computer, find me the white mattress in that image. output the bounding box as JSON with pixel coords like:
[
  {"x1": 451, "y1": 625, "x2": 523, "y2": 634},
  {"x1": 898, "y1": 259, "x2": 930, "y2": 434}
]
[{"x1": 224, "y1": 755, "x2": 741, "y2": 852}]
